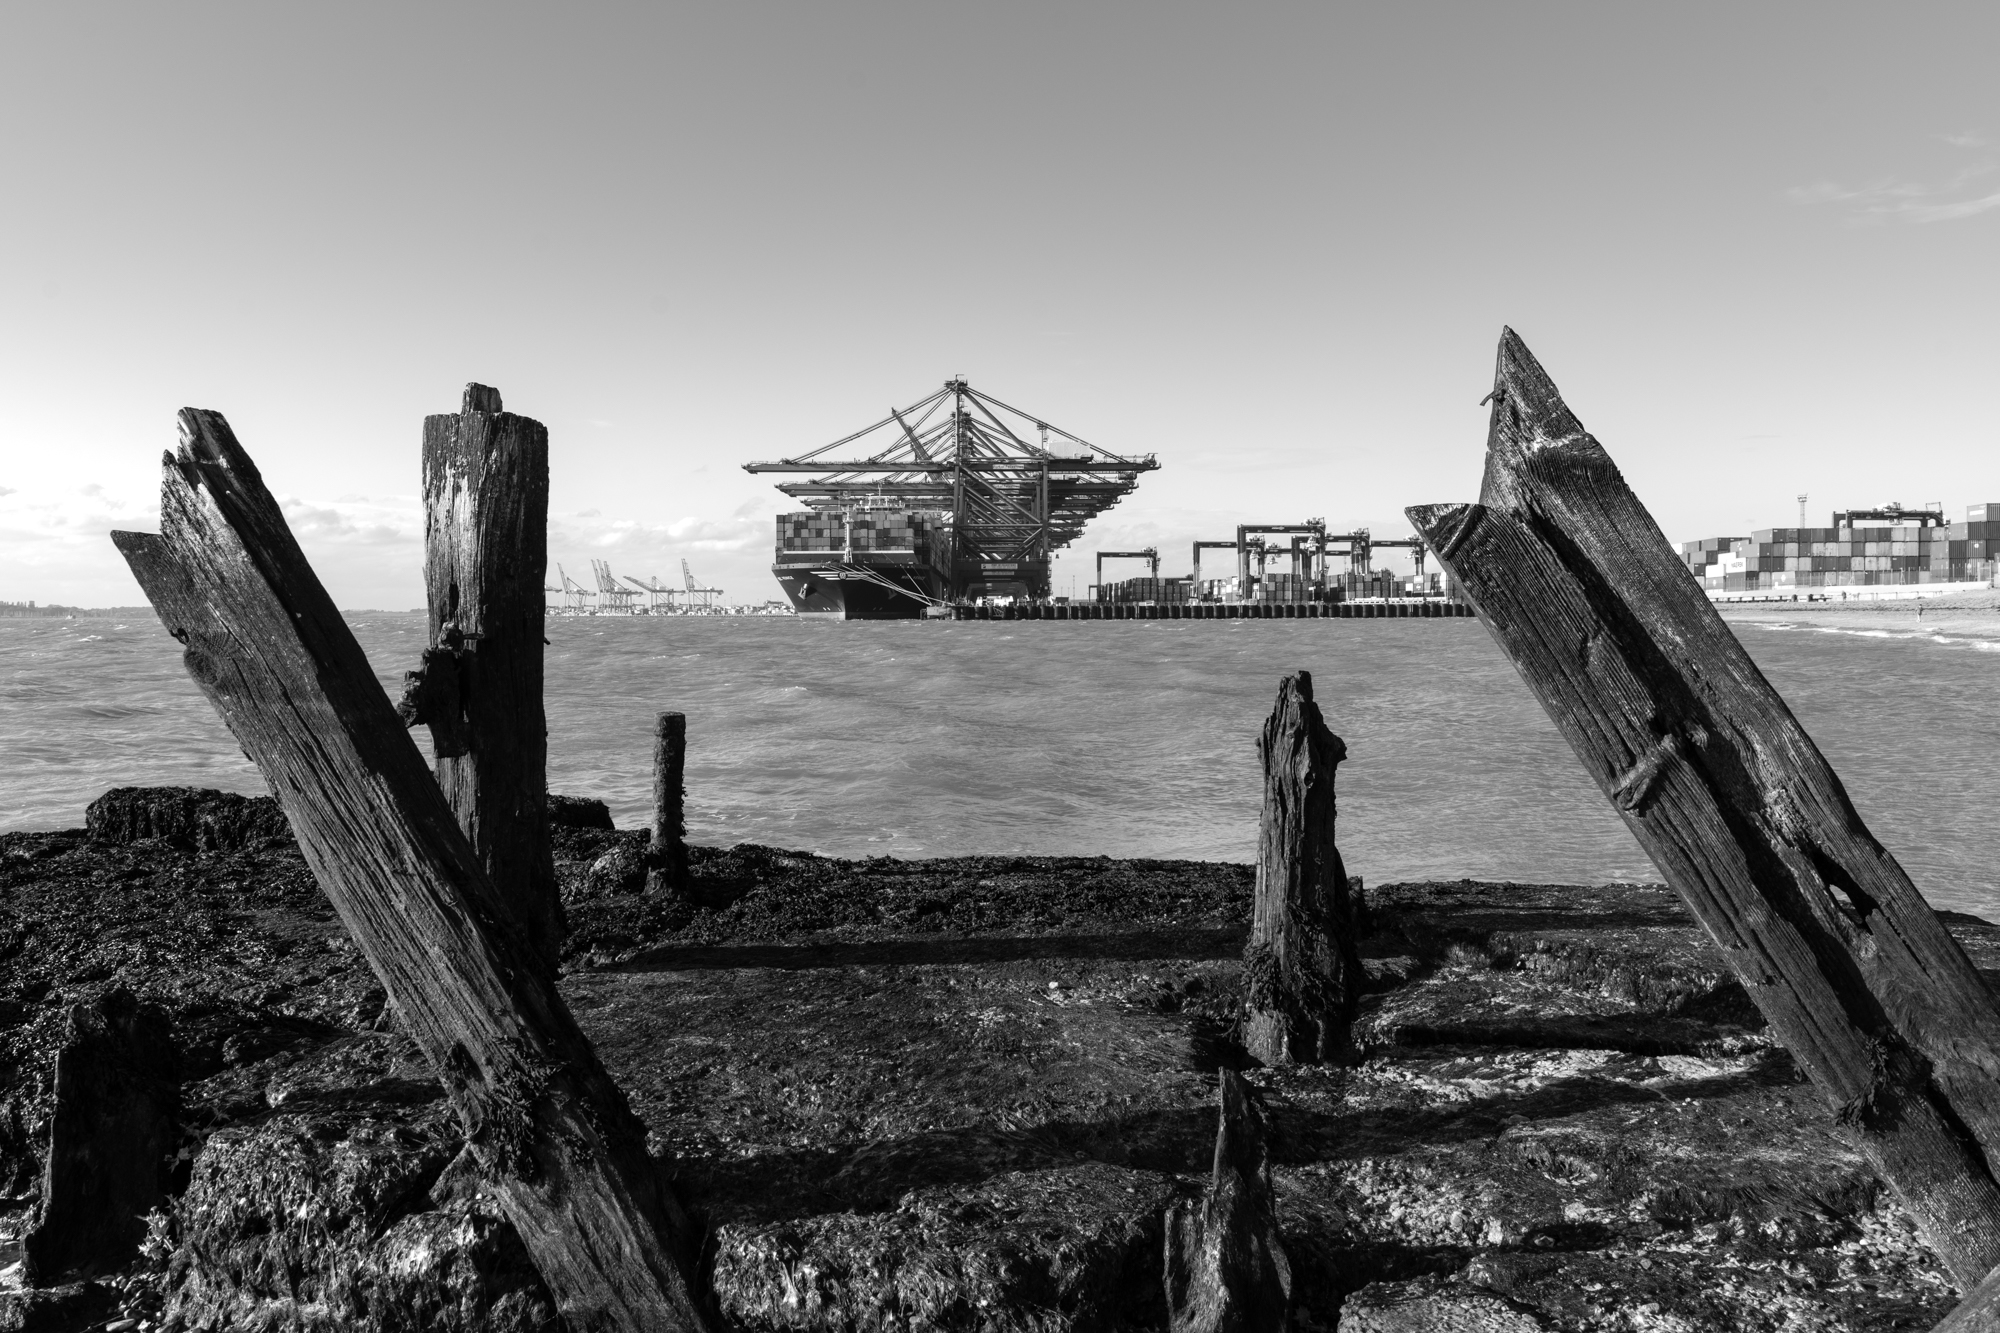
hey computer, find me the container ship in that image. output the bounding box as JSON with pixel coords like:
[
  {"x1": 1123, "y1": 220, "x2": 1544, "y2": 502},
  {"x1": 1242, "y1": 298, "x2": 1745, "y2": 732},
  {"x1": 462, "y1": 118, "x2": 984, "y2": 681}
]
[
  {"x1": 770, "y1": 506, "x2": 953, "y2": 619},
  {"x1": 746, "y1": 379, "x2": 1157, "y2": 620}
]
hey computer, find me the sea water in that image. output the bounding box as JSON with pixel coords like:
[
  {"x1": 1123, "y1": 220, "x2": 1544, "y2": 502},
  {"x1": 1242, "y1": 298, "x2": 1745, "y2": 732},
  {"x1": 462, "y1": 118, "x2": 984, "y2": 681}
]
[{"x1": 4, "y1": 612, "x2": 1997, "y2": 917}]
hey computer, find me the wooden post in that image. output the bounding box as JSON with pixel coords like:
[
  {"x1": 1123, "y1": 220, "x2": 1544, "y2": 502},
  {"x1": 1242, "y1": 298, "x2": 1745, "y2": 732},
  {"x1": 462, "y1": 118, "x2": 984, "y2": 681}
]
[
  {"x1": 1242, "y1": 671, "x2": 1362, "y2": 1066},
  {"x1": 647, "y1": 711, "x2": 689, "y2": 896},
  {"x1": 1406, "y1": 328, "x2": 2000, "y2": 1290},
  {"x1": 112, "y1": 411, "x2": 710, "y2": 1332},
  {"x1": 398, "y1": 383, "x2": 562, "y2": 967},
  {"x1": 1163, "y1": 1069, "x2": 1292, "y2": 1331},
  {"x1": 21, "y1": 990, "x2": 177, "y2": 1284}
]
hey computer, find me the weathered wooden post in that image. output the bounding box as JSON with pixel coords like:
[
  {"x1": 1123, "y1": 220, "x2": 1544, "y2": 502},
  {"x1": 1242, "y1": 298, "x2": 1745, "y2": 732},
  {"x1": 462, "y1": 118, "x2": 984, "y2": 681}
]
[
  {"x1": 398, "y1": 383, "x2": 563, "y2": 967},
  {"x1": 1242, "y1": 671, "x2": 1362, "y2": 1066},
  {"x1": 1164, "y1": 1068, "x2": 1292, "y2": 1331},
  {"x1": 113, "y1": 410, "x2": 709, "y2": 1332},
  {"x1": 20, "y1": 990, "x2": 177, "y2": 1285},
  {"x1": 1408, "y1": 328, "x2": 2000, "y2": 1291},
  {"x1": 646, "y1": 710, "x2": 690, "y2": 896}
]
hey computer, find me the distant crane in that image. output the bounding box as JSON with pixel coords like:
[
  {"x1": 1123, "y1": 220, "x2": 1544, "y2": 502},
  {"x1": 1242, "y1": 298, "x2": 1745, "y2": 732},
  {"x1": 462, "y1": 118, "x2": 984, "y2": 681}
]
[
  {"x1": 681, "y1": 559, "x2": 723, "y2": 614},
  {"x1": 621, "y1": 574, "x2": 677, "y2": 614},
  {"x1": 1190, "y1": 540, "x2": 1237, "y2": 590},
  {"x1": 1235, "y1": 524, "x2": 1327, "y2": 591},
  {"x1": 1368, "y1": 536, "x2": 1431, "y2": 596},
  {"x1": 1092, "y1": 548, "x2": 1161, "y2": 603},
  {"x1": 591, "y1": 560, "x2": 643, "y2": 614},
  {"x1": 546, "y1": 564, "x2": 595, "y2": 615}
]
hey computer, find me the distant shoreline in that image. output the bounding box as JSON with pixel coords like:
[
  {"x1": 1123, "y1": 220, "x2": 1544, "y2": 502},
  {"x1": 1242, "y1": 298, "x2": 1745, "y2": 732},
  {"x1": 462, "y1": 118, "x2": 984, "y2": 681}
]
[{"x1": 1718, "y1": 587, "x2": 2000, "y2": 643}]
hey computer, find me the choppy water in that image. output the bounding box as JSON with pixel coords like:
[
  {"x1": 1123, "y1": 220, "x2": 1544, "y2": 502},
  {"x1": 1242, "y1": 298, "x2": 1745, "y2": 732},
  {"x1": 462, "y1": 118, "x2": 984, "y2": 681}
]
[{"x1": 4, "y1": 611, "x2": 1998, "y2": 917}]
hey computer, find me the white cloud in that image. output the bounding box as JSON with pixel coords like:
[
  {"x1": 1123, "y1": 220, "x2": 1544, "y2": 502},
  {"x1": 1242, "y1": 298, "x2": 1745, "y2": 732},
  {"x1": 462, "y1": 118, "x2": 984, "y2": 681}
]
[
  {"x1": 1791, "y1": 139, "x2": 2000, "y2": 224},
  {"x1": 552, "y1": 511, "x2": 765, "y2": 556},
  {"x1": 278, "y1": 495, "x2": 424, "y2": 547},
  {"x1": 0, "y1": 479, "x2": 781, "y2": 609}
]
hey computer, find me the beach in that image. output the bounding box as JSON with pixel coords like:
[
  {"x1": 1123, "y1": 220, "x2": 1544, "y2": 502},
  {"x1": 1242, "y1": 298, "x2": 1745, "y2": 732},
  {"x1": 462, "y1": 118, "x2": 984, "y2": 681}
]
[{"x1": 0, "y1": 790, "x2": 1974, "y2": 1331}]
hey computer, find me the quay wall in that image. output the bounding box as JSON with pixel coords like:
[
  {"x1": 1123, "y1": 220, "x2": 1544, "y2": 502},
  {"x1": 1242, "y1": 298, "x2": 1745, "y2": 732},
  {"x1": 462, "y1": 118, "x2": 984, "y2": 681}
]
[{"x1": 949, "y1": 601, "x2": 1473, "y2": 621}]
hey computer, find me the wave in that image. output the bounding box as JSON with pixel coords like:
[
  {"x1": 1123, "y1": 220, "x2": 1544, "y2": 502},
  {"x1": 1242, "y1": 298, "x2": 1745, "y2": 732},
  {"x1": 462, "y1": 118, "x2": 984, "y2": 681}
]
[{"x1": 1743, "y1": 620, "x2": 2000, "y2": 653}]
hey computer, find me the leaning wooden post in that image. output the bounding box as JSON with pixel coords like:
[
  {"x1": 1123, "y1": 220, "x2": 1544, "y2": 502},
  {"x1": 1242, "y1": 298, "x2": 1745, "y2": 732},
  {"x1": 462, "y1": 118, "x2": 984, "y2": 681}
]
[
  {"x1": 1242, "y1": 671, "x2": 1362, "y2": 1066},
  {"x1": 112, "y1": 411, "x2": 709, "y2": 1332},
  {"x1": 646, "y1": 711, "x2": 689, "y2": 896},
  {"x1": 398, "y1": 383, "x2": 563, "y2": 967},
  {"x1": 1407, "y1": 327, "x2": 2000, "y2": 1291}
]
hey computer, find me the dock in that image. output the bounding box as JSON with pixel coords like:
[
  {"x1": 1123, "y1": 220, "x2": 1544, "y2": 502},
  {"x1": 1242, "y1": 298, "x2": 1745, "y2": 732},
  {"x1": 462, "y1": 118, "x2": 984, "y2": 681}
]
[{"x1": 946, "y1": 600, "x2": 1472, "y2": 620}]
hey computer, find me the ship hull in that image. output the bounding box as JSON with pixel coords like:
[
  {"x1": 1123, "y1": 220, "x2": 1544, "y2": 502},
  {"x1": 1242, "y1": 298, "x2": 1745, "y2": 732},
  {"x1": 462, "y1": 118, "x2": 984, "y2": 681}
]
[{"x1": 772, "y1": 561, "x2": 938, "y2": 620}]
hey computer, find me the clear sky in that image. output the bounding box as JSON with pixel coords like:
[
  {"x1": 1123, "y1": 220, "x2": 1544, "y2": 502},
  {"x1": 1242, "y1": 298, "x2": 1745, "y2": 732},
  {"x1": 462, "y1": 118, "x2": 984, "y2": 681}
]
[{"x1": 4, "y1": 3, "x2": 1996, "y2": 608}]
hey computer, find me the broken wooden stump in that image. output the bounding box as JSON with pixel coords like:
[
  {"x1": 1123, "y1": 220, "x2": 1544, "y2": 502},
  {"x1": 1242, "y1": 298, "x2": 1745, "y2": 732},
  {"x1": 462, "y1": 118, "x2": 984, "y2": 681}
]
[
  {"x1": 20, "y1": 989, "x2": 177, "y2": 1286},
  {"x1": 111, "y1": 410, "x2": 709, "y2": 1332},
  {"x1": 398, "y1": 382, "x2": 562, "y2": 969},
  {"x1": 1164, "y1": 1069, "x2": 1292, "y2": 1332},
  {"x1": 646, "y1": 711, "x2": 689, "y2": 896},
  {"x1": 1241, "y1": 671, "x2": 1362, "y2": 1066},
  {"x1": 1408, "y1": 327, "x2": 2000, "y2": 1290}
]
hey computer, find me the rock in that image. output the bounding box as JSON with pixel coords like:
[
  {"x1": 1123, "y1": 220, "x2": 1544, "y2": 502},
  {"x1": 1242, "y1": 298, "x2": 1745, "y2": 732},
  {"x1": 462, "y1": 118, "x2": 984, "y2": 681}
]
[
  {"x1": 1340, "y1": 1278, "x2": 1551, "y2": 1331},
  {"x1": 161, "y1": 1080, "x2": 553, "y2": 1333},
  {"x1": 586, "y1": 838, "x2": 649, "y2": 896},
  {"x1": 546, "y1": 794, "x2": 614, "y2": 831},
  {"x1": 21, "y1": 989, "x2": 178, "y2": 1284},
  {"x1": 83, "y1": 787, "x2": 288, "y2": 852},
  {"x1": 0, "y1": 1281, "x2": 116, "y2": 1331},
  {"x1": 1164, "y1": 1069, "x2": 1292, "y2": 1331},
  {"x1": 712, "y1": 1162, "x2": 1174, "y2": 1331}
]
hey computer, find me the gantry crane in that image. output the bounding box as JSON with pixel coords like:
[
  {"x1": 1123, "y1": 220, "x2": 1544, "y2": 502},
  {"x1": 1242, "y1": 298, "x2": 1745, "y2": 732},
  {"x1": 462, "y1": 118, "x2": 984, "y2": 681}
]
[
  {"x1": 1096, "y1": 548, "x2": 1159, "y2": 583},
  {"x1": 1235, "y1": 523, "x2": 1329, "y2": 590},
  {"x1": 1092, "y1": 548, "x2": 1164, "y2": 603},
  {"x1": 1368, "y1": 536, "x2": 1430, "y2": 593},
  {"x1": 546, "y1": 564, "x2": 595, "y2": 615},
  {"x1": 621, "y1": 574, "x2": 677, "y2": 614},
  {"x1": 681, "y1": 559, "x2": 724, "y2": 614},
  {"x1": 591, "y1": 560, "x2": 642, "y2": 614},
  {"x1": 745, "y1": 379, "x2": 1158, "y2": 601},
  {"x1": 1190, "y1": 541, "x2": 1237, "y2": 590}
]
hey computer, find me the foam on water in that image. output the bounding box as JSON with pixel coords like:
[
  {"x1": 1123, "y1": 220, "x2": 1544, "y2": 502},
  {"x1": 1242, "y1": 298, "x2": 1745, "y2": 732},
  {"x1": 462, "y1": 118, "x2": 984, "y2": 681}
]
[{"x1": 5, "y1": 612, "x2": 1999, "y2": 916}]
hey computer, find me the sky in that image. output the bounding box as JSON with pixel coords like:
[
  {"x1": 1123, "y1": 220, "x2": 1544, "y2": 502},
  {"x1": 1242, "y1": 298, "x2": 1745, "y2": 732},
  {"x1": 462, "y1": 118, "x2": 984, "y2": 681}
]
[{"x1": 4, "y1": 3, "x2": 1998, "y2": 609}]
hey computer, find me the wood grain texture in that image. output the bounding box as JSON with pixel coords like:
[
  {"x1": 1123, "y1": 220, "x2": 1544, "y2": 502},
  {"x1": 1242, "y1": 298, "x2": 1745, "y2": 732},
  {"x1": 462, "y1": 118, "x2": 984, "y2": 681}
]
[
  {"x1": 21, "y1": 991, "x2": 177, "y2": 1285},
  {"x1": 1163, "y1": 1069, "x2": 1292, "y2": 1331},
  {"x1": 417, "y1": 383, "x2": 562, "y2": 966},
  {"x1": 1407, "y1": 328, "x2": 2000, "y2": 1289},
  {"x1": 1241, "y1": 672, "x2": 1361, "y2": 1067},
  {"x1": 1935, "y1": 1263, "x2": 2000, "y2": 1332},
  {"x1": 647, "y1": 711, "x2": 689, "y2": 896},
  {"x1": 110, "y1": 410, "x2": 709, "y2": 1332}
]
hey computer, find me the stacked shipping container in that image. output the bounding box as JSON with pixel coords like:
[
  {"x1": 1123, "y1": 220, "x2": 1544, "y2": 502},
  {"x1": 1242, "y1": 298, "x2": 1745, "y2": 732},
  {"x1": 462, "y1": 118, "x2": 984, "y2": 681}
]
[
  {"x1": 1099, "y1": 576, "x2": 1193, "y2": 604},
  {"x1": 1680, "y1": 504, "x2": 2000, "y2": 592},
  {"x1": 777, "y1": 509, "x2": 953, "y2": 581}
]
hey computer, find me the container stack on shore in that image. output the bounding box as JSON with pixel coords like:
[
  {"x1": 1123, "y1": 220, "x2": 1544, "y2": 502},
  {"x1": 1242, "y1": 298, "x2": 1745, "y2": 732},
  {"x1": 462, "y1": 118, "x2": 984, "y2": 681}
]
[
  {"x1": 1105, "y1": 570, "x2": 1441, "y2": 606},
  {"x1": 1682, "y1": 504, "x2": 2000, "y2": 593},
  {"x1": 1098, "y1": 576, "x2": 1192, "y2": 604}
]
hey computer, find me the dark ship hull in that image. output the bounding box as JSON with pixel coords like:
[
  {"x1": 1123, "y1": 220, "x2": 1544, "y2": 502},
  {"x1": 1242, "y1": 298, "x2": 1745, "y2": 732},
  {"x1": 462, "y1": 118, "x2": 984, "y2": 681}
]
[{"x1": 772, "y1": 558, "x2": 942, "y2": 620}]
